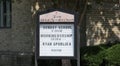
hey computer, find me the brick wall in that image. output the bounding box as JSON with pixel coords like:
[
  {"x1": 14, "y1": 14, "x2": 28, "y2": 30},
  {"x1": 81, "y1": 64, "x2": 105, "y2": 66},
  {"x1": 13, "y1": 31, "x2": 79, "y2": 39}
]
[
  {"x1": 86, "y1": 2, "x2": 120, "y2": 46},
  {"x1": 0, "y1": 0, "x2": 34, "y2": 52},
  {"x1": 0, "y1": 0, "x2": 34, "y2": 66},
  {"x1": 0, "y1": 51, "x2": 33, "y2": 66}
]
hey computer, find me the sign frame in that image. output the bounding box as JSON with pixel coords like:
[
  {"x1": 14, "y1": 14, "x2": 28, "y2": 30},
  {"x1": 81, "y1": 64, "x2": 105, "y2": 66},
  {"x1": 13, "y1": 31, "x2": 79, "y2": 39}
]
[{"x1": 36, "y1": 8, "x2": 78, "y2": 59}]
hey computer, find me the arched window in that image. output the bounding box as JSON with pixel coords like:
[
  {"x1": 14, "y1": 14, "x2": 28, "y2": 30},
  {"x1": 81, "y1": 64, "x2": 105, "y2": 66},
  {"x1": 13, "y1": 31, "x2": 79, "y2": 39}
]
[{"x1": 0, "y1": 0, "x2": 11, "y2": 28}]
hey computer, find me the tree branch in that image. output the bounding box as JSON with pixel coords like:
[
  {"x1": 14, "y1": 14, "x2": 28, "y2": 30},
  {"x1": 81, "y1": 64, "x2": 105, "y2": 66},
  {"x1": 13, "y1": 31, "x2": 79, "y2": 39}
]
[{"x1": 78, "y1": 0, "x2": 88, "y2": 27}]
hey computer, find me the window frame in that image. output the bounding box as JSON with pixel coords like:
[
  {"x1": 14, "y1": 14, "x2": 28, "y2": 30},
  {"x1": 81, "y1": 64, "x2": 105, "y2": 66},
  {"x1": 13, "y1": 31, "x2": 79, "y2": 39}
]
[{"x1": 0, "y1": 0, "x2": 12, "y2": 29}]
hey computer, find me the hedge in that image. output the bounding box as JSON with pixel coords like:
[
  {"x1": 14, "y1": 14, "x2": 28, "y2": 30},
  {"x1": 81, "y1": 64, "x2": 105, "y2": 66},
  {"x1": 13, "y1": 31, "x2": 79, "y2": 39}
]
[{"x1": 80, "y1": 43, "x2": 120, "y2": 66}]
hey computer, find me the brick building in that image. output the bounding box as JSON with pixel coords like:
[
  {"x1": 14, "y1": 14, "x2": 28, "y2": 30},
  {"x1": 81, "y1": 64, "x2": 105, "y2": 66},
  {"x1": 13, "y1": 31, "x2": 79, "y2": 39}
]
[
  {"x1": 86, "y1": 1, "x2": 120, "y2": 46},
  {"x1": 0, "y1": 0, "x2": 119, "y2": 66},
  {"x1": 0, "y1": 0, "x2": 34, "y2": 66}
]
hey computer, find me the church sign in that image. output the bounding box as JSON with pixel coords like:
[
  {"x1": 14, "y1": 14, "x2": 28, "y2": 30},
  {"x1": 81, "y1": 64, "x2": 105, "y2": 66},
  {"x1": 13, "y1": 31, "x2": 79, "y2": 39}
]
[{"x1": 36, "y1": 9, "x2": 77, "y2": 59}]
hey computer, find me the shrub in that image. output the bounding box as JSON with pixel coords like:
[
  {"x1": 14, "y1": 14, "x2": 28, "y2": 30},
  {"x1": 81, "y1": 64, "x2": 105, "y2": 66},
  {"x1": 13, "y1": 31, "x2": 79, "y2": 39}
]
[
  {"x1": 80, "y1": 43, "x2": 120, "y2": 66},
  {"x1": 105, "y1": 44, "x2": 120, "y2": 65},
  {"x1": 80, "y1": 45, "x2": 108, "y2": 66}
]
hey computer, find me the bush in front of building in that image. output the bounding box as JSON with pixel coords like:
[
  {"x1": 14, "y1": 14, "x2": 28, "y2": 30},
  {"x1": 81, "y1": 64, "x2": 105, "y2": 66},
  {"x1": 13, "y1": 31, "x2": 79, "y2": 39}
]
[
  {"x1": 105, "y1": 44, "x2": 120, "y2": 66},
  {"x1": 80, "y1": 43, "x2": 120, "y2": 66},
  {"x1": 80, "y1": 45, "x2": 108, "y2": 66}
]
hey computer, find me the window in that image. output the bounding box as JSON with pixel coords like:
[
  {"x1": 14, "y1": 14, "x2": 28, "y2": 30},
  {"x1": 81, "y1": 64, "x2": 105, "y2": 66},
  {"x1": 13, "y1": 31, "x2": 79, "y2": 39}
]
[{"x1": 0, "y1": 0, "x2": 11, "y2": 28}]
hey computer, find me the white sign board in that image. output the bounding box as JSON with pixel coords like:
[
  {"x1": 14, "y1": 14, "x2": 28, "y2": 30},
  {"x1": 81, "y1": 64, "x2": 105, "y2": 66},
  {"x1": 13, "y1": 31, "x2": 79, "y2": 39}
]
[
  {"x1": 39, "y1": 24, "x2": 74, "y2": 56},
  {"x1": 37, "y1": 10, "x2": 76, "y2": 58}
]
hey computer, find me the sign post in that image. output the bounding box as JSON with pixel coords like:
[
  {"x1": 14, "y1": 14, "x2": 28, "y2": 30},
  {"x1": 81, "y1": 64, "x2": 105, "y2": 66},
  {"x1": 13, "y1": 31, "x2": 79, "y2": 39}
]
[{"x1": 36, "y1": 8, "x2": 78, "y2": 64}]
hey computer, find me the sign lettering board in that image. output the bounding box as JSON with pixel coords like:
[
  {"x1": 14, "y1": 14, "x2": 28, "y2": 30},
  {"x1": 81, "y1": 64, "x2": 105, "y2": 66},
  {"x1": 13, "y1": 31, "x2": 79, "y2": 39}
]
[{"x1": 36, "y1": 9, "x2": 77, "y2": 59}]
